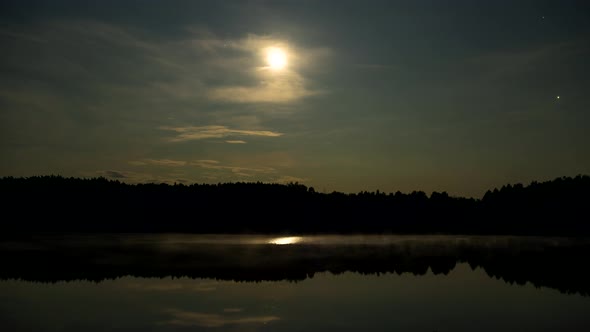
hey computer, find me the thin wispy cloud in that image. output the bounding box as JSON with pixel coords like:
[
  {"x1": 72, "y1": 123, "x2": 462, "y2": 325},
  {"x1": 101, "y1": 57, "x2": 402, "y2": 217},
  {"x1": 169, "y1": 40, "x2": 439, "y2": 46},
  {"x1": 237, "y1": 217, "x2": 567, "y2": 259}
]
[
  {"x1": 0, "y1": 22, "x2": 326, "y2": 133},
  {"x1": 160, "y1": 125, "x2": 283, "y2": 142},
  {"x1": 98, "y1": 165, "x2": 303, "y2": 185},
  {"x1": 191, "y1": 159, "x2": 276, "y2": 176},
  {"x1": 127, "y1": 161, "x2": 146, "y2": 166},
  {"x1": 1, "y1": 20, "x2": 320, "y2": 188},
  {"x1": 207, "y1": 70, "x2": 318, "y2": 103},
  {"x1": 195, "y1": 160, "x2": 220, "y2": 165},
  {"x1": 94, "y1": 170, "x2": 192, "y2": 185},
  {"x1": 275, "y1": 175, "x2": 308, "y2": 184},
  {"x1": 140, "y1": 159, "x2": 187, "y2": 167},
  {"x1": 1, "y1": 1, "x2": 589, "y2": 198},
  {"x1": 101, "y1": 170, "x2": 128, "y2": 179},
  {"x1": 127, "y1": 158, "x2": 279, "y2": 178},
  {"x1": 162, "y1": 309, "x2": 280, "y2": 328},
  {"x1": 125, "y1": 281, "x2": 217, "y2": 292},
  {"x1": 192, "y1": 33, "x2": 326, "y2": 103}
]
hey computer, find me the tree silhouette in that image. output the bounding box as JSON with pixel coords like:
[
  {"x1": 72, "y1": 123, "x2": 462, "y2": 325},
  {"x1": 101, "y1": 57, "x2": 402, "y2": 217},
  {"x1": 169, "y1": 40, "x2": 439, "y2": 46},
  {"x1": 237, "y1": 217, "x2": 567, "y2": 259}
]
[{"x1": 0, "y1": 174, "x2": 588, "y2": 235}]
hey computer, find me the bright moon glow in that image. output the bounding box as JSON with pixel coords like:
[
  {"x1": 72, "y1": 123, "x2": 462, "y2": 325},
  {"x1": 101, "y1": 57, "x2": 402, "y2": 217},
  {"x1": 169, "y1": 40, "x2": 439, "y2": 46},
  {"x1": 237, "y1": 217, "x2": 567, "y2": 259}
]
[
  {"x1": 266, "y1": 47, "x2": 287, "y2": 70},
  {"x1": 269, "y1": 236, "x2": 302, "y2": 245}
]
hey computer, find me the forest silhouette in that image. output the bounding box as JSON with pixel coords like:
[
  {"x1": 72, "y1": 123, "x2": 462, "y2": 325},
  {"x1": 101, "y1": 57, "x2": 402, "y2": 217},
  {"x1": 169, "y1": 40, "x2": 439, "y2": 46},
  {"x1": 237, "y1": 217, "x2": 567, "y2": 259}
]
[{"x1": 1, "y1": 174, "x2": 589, "y2": 234}]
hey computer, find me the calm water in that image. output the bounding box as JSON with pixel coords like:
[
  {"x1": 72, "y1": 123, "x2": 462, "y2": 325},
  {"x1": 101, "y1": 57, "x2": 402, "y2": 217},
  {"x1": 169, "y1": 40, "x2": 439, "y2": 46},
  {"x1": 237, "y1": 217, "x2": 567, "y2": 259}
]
[{"x1": 1, "y1": 235, "x2": 590, "y2": 331}]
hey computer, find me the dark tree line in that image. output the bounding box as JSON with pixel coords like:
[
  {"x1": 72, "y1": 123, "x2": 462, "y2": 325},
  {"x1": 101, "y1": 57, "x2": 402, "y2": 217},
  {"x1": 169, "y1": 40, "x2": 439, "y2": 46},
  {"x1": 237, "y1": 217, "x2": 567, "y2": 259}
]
[{"x1": 0, "y1": 175, "x2": 589, "y2": 235}]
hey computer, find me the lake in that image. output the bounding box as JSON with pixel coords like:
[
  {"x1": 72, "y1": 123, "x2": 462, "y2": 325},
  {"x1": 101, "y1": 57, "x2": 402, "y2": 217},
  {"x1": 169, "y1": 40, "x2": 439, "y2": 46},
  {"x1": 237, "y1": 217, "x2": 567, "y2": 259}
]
[{"x1": 1, "y1": 234, "x2": 590, "y2": 331}]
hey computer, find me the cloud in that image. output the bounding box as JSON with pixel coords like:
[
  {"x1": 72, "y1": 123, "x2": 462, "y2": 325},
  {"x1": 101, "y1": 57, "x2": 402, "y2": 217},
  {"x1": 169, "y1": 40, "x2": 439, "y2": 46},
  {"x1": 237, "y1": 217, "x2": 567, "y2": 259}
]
[
  {"x1": 0, "y1": 22, "x2": 327, "y2": 133},
  {"x1": 126, "y1": 158, "x2": 278, "y2": 178},
  {"x1": 0, "y1": 21, "x2": 320, "y2": 185},
  {"x1": 125, "y1": 281, "x2": 217, "y2": 292},
  {"x1": 207, "y1": 69, "x2": 318, "y2": 103},
  {"x1": 191, "y1": 160, "x2": 276, "y2": 176},
  {"x1": 187, "y1": 33, "x2": 326, "y2": 103},
  {"x1": 162, "y1": 32, "x2": 325, "y2": 104},
  {"x1": 1, "y1": 18, "x2": 319, "y2": 187},
  {"x1": 275, "y1": 175, "x2": 308, "y2": 184},
  {"x1": 160, "y1": 125, "x2": 283, "y2": 142},
  {"x1": 100, "y1": 156, "x2": 304, "y2": 186},
  {"x1": 97, "y1": 165, "x2": 306, "y2": 187},
  {"x1": 195, "y1": 159, "x2": 220, "y2": 164},
  {"x1": 94, "y1": 170, "x2": 191, "y2": 184},
  {"x1": 127, "y1": 161, "x2": 148, "y2": 166},
  {"x1": 129, "y1": 159, "x2": 187, "y2": 167},
  {"x1": 101, "y1": 170, "x2": 127, "y2": 179},
  {"x1": 162, "y1": 309, "x2": 280, "y2": 328}
]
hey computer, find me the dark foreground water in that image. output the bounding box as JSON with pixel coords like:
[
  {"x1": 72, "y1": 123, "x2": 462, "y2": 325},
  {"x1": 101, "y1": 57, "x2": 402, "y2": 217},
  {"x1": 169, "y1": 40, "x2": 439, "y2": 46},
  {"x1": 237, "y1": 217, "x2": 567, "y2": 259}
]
[{"x1": 1, "y1": 235, "x2": 590, "y2": 331}]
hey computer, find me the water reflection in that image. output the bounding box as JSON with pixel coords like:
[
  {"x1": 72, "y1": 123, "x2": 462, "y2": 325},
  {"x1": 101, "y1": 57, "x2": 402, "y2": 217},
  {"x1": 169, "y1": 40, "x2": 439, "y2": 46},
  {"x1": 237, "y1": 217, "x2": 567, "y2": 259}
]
[
  {"x1": 1, "y1": 235, "x2": 590, "y2": 297},
  {"x1": 1, "y1": 265, "x2": 590, "y2": 331},
  {"x1": 268, "y1": 236, "x2": 302, "y2": 245}
]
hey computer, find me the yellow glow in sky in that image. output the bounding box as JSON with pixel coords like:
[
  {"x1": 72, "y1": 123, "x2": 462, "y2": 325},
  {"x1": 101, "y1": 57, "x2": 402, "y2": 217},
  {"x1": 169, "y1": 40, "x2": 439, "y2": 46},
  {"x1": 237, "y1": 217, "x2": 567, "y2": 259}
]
[{"x1": 266, "y1": 47, "x2": 287, "y2": 70}]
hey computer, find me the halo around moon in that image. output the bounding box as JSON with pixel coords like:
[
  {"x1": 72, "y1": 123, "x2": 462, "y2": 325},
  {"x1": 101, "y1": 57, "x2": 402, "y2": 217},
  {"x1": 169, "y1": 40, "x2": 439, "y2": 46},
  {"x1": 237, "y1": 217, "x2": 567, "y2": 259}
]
[{"x1": 266, "y1": 47, "x2": 287, "y2": 70}]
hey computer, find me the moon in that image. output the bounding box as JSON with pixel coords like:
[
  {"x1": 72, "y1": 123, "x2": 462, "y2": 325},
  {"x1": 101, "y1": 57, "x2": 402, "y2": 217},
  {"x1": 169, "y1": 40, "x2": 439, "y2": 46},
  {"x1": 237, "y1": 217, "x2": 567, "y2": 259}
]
[{"x1": 266, "y1": 47, "x2": 287, "y2": 70}]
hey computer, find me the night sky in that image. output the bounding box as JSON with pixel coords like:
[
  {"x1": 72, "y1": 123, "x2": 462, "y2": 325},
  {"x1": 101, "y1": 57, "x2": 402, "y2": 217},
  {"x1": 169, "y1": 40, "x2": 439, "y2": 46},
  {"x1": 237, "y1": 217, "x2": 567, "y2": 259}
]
[{"x1": 1, "y1": 0, "x2": 589, "y2": 197}]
